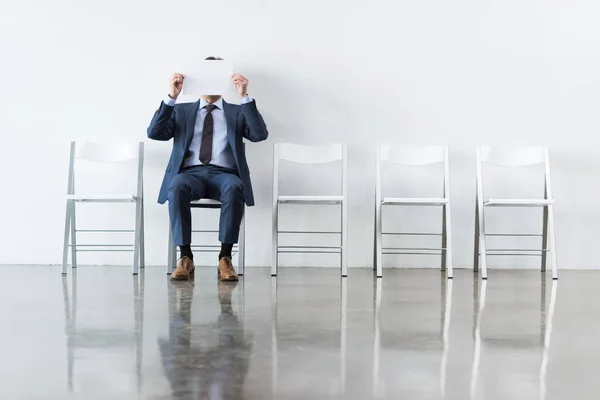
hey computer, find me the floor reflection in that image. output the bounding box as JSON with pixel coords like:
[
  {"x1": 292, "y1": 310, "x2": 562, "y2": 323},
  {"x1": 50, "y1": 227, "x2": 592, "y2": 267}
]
[
  {"x1": 270, "y1": 277, "x2": 348, "y2": 397},
  {"x1": 372, "y1": 274, "x2": 454, "y2": 398},
  {"x1": 440, "y1": 278, "x2": 453, "y2": 399},
  {"x1": 540, "y1": 279, "x2": 558, "y2": 400},
  {"x1": 16, "y1": 267, "x2": 583, "y2": 399},
  {"x1": 62, "y1": 270, "x2": 144, "y2": 393},
  {"x1": 158, "y1": 279, "x2": 252, "y2": 400},
  {"x1": 470, "y1": 276, "x2": 558, "y2": 400}
]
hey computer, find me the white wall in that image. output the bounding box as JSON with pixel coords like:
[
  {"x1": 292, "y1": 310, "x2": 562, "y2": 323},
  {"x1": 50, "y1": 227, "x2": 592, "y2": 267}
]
[{"x1": 1, "y1": 0, "x2": 600, "y2": 269}]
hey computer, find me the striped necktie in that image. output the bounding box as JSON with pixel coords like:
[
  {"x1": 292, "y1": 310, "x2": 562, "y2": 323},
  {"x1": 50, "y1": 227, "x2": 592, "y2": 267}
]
[{"x1": 199, "y1": 104, "x2": 217, "y2": 164}]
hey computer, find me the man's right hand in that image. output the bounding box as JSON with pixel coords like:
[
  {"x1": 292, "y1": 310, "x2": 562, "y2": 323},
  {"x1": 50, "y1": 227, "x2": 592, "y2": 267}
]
[{"x1": 169, "y1": 73, "x2": 184, "y2": 99}]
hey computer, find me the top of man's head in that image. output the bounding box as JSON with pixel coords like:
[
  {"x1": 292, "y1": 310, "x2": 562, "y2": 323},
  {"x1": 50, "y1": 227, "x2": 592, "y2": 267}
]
[{"x1": 205, "y1": 56, "x2": 223, "y2": 61}]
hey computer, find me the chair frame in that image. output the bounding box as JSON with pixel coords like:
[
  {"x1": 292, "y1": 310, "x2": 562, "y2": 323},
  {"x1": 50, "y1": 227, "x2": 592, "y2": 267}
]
[
  {"x1": 474, "y1": 146, "x2": 558, "y2": 280},
  {"x1": 374, "y1": 145, "x2": 453, "y2": 278},
  {"x1": 271, "y1": 143, "x2": 348, "y2": 277},
  {"x1": 61, "y1": 141, "x2": 145, "y2": 275},
  {"x1": 166, "y1": 200, "x2": 245, "y2": 275}
]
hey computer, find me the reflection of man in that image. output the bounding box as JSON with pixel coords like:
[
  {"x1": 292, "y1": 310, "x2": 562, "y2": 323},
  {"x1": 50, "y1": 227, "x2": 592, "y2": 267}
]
[
  {"x1": 158, "y1": 281, "x2": 252, "y2": 399},
  {"x1": 147, "y1": 56, "x2": 269, "y2": 281}
]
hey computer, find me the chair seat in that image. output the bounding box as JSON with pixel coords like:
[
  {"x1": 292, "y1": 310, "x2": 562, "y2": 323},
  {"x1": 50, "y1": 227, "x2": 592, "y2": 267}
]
[
  {"x1": 66, "y1": 194, "x2": 137, "y2": 202},
  {"x1": 484, "y1": 198, "x2": 554, "y2": 207},
  {"x1": 190, "y1": 199, "x2": 222, "y2": 208},
  {"x1": 278, "y1": 195, "x2": 344, "y2": 205},
  {"x1": 382, "y1": 197, "x2": 448, "y2": 206}
]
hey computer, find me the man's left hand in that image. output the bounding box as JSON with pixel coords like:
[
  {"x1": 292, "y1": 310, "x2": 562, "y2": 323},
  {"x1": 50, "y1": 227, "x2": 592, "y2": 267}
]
[{"x1": 232, "y1": 74, "x2": 249, "y2": 97}]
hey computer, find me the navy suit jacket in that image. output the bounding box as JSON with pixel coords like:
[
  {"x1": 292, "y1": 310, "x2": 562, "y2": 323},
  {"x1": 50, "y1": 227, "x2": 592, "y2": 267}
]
[{"x1": 147, "y1": 99, "x2": 268, "y2": 206}]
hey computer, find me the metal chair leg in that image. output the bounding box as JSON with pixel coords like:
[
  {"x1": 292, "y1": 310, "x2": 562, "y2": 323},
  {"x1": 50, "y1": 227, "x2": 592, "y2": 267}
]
[
  {"x1": 375, "y1": 202, "x2": 383, "y2": 278},
  {"x1": 444, "y1": 203, "x2": 453, "y2": 279},
  {"x1": 473, "y1": 201, "x2": 480, "y2": 272},
  {"x1": 133, "y1": 199, "x2": 142, "y2": 275},
  {"x1": 62, "y1": 201, "x2": 72, "y2": 275},
  {"x1": 140, "y1": 199, "x2": 145, "y2": 269},
  {"x1": 271, "y1": 203, "x2": 278, "y2": 277},
  {"x1": 167, "y1": 223, "x2": 175, "y2": 275},
  {"x1": 70, "y1": 202, "x2": 77, "y2": 269},
  {"x1": 541, "y1": 204, "x2": 549, "y2": 273},
  {"x1": 441, "y1": 205, "x2": 447, "y2": 271},
  {"x1": 478, "y1": 204, "x2": 487, "y2": 280},
  {"x1": 341, "y1": 201, "x2": 348, "y2": 278},
  {"x1": 548, "y1": 205, "x2": 558, "y2": 280},
  {"x1": 372, "y1": 203, "x2": 377, "y2": 274},
  {"x1": 238, "y1": 213, "x2": 246, "y2": 276}
]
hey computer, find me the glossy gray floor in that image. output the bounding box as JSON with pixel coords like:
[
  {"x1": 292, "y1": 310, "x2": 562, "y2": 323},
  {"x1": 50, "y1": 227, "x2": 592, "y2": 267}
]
[{"x1": 0, "y1": 266, "x2": 596, "y2": 399}]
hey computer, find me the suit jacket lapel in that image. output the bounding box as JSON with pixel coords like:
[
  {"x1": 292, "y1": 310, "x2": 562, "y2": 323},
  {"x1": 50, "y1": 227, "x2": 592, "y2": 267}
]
[{"x1": 185, "y1": 100, "x2": 201, "y2": 150}]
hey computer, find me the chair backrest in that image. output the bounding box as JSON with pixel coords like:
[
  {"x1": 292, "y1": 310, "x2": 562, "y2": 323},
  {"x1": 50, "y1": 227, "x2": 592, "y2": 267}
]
[
  {"x1": 273, "y1": 143, "x2": 347, "y2": 197},
  {"x1": 276, "y1": 143, "x2": 344, "y2": 164},
  {"x1": 75, "y1": 142, "x2": 140, "y2": 163},
  {"x1": 476, "y1": 146, "x2": 552, "y2": 199},
  {"x1": 67, "y1": 141, "x2": 144, "y2": 196},
  {"x1": 376, "y1": 145, "x2": 450, "y2": 199},
  {"x1": 380, "y1": 145, "x2": 446, "y2": 166},
  {"x1": 479, "y1": 146, "x2": 546, "y2": 167}
]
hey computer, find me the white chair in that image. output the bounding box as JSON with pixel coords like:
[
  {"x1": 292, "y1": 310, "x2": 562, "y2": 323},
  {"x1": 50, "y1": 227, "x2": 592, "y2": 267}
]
[
  {"x1": 474, "y1": 146, "x2": 557, "y2": 279},
  {"x1": 61, "y1": 142, "x2": 145, "y2": 275},
  {"x1": 272, "y1": 143, "x2": 348, "y2": 277},
  {"x1": 166, "y1": 200, "x2": 245, "y2": 275},
  {"x1": 374, "y1": 145, "x2": 453, "y2": 278}
]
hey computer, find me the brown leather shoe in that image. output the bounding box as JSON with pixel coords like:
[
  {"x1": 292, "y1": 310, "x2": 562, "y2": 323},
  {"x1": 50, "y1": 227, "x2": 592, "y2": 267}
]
[
  {"x1": 171, "y1": 256, "x2": 195, "y2": 281},
  {"x1": 218, "y1": 257, "x2": 238, "y2": 281}
]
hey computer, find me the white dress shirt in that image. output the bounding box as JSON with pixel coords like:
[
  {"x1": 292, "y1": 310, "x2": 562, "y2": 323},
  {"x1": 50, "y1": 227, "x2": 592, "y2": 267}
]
[{"x1": 164, "y1": 95, "x2": 253, "y2": 169}]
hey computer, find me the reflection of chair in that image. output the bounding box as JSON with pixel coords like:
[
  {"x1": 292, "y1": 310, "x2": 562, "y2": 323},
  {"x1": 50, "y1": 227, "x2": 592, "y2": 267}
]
[
  {"x1": 470, "y1": 278, "x2": 558, "y2": 399},
  {"x1": 159, "y1": 279, "x2": 250, "y2": 399},
  {"x1": 474, "y1": 146, "x2": 557, "y2": 279},
  {"x1": 271, "y1": 143, "x2": 348, "y2": 277},
  {"x1": 166, "y1": 199, "x2": 246, "y2": 275},
  {"x1": 270, "y1": 278, "x2": 348, "y2": 396},
  {"x1": 372, "y1": 276, "x2": 453, "y2": 398},
  {"x1": 61, "y1": 272, "x2": 144, "y2": 392},
  {"x1": 374, "y1": 145, "x2": 453, "y2": 278},
  {"x1": 61, "y1": 142, "x2": 145, "y2": 275}
]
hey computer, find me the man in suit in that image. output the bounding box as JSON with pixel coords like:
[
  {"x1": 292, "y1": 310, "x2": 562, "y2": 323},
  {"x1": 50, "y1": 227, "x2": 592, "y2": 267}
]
[{"x1": 147, "y1": 57, "x2": 268, "y2": 281}]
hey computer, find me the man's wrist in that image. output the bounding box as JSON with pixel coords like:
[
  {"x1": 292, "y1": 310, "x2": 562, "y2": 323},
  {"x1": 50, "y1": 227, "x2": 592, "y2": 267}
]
[
  {"x1": 164, "y1": 95, "x2": 177, "y2": 107},
  {"x1": 240, "y1": 94, "x2": 253, "y2": 105}
]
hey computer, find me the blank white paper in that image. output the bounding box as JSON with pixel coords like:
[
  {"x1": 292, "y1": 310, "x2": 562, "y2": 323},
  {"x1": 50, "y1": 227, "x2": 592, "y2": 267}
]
[{"x1": 181, "y1": 60, "x2": 234, "y2": 96}]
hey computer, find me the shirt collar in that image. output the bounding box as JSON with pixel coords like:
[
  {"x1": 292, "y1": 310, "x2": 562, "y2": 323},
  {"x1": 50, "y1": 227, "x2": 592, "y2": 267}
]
[{"x1": 200, "y1": 97, "x2": 224, "y2": 110}]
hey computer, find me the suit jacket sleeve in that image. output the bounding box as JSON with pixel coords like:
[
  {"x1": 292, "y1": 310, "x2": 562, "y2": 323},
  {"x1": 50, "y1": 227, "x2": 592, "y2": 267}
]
[
  {"x1": 147, "y1": 101, "x2": 176, "y2": 141},
  {"x1": 240, "y1": 100, "x2": 268, "y2": 142}
]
